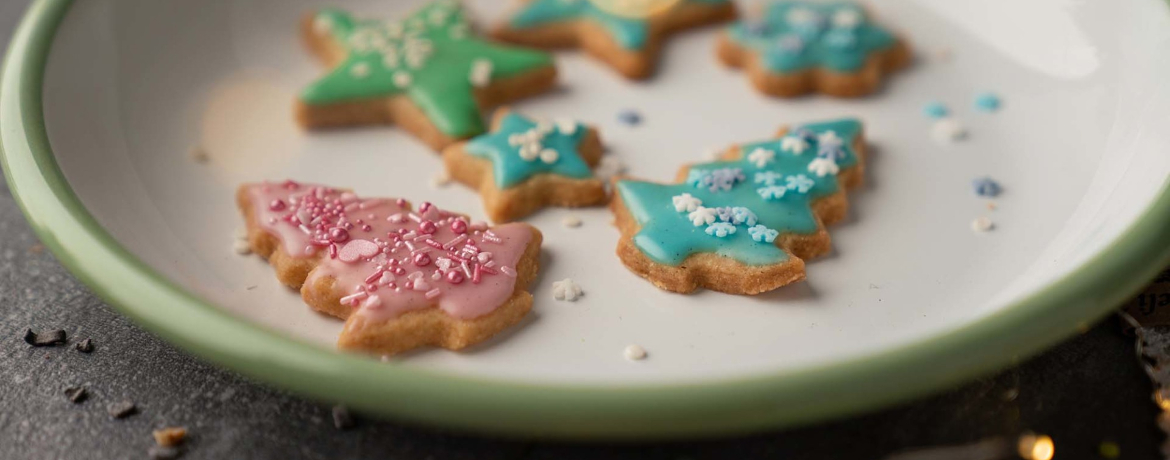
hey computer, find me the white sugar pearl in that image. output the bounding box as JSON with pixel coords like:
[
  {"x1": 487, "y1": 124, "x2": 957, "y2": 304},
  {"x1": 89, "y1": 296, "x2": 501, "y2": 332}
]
[
  {"x1": 349, "y1": 62, "x2": 371, "y2": 79},
  {"x1": 393, "y1": 71, "x2": 412, "y2": 88},
  {"x1": 971, "y1": 216, "x2": 994, "y2": 233},
  {"x1": 624, "y1": 345, "x2": 647, "y2": 361},
  {"x1": 932, "y1": 118, "x2": 967, "y2": 143},
  {"x1": 539, "y1": 149, "x2": 559, "y2": 164}
]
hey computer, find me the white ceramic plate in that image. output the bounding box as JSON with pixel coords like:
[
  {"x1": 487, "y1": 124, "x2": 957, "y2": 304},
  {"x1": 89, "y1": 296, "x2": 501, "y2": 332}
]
[{"x1": 6, "y1": 0, "x2": 1170, "y2": 437}]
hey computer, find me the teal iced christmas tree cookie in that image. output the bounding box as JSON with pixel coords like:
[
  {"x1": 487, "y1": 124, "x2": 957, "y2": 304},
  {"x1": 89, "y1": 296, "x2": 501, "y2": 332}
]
[{"x1": 611, "y1": 118, "x2": 868, "y2": 294}]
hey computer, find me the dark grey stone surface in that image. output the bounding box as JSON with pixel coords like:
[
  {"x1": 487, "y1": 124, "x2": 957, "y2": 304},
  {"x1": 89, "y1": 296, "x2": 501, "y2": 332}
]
[{"x1": 0, "y1": 2, "x2": 1163, "y2": 458}]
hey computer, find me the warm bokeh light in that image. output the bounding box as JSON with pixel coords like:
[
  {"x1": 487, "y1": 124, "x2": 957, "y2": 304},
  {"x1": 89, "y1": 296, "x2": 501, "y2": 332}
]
[
  {"x1": 589, "y1": 0, "x2": 682, "y2": 18},
  {"x1": 1017, "y1": 433, "x2": 1055, "y2": 460}
]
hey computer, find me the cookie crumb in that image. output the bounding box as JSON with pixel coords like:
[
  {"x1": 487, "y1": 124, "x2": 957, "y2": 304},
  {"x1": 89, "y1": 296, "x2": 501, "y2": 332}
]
[
  {"x1": 931, "y1": 118, "x2": 967, "y2": 143},
  {"x1": 24, "y1": 328, "x2": 66, "y2": 347},
  {"x1": 617, "y1": 110, "x2": 642, "y2": 126},
  {"x1": 562, "y1": 215, "x2": 582, "y2": 228},
  {"x1": 430, "y1": 170, "x2": 451, "y2": 188},
  {"x1": 189, "y1": 146, "x2": 209, "y2": 164},
  {"x1": 75, "y1": 338, "x2": 94, "y2": 353},
  {"x1": 552, "y1": 278, "x2": 583, "y2": 301},
  {"x1": 624, "y1": 345, "x2": 647, "y2": 361},
  {"x1": 936, "y1": 48, "x2": 952, "y2": 61},
  {"x1": 923, "y1": 101, "x2": 948, "y2": 119},
  {"x1": 64, "y1": 386, "x2": 87, "y2": 404},
  {"x1": 972, "y1": 177, "x2": 1001, "y2": 197},
  {"x1": 971, "y1": 217, "x2": 994, "y2": 233},
  {"x1": 108, "y1": 401, "x2": 138, "y2": 419},
  {"x1": 148, "y1": 445, "x2": 181, "y2": 460},
  {"x1": 332, "y1": 405, "x2": 355, "y2": 430},
  {"x1": 986, "y1": 200, "x2": 998, "y2": 211},
  {"x1": 975, "y1": 92, "x2": 1001, "y2": 112},
  {"x1": 28, "y1": 243, "x2": 43, "y2": 254},
  {"x1": 153, "y1": 427, "x2": 188, "y2": 447}
]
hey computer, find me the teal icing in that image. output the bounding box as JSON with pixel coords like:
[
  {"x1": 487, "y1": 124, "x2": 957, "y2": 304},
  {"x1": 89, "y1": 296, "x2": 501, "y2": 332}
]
[
  {"x1": 727, "y1": 1, "x2": 895, "y2": 73},
  {"x1": 465, "y1": 113, "x2": 594, "y2": 188},
  {"x1": 509, "y1": 0, "x2": 731, "y2": 50},
  {"x1": 616, "y1": 118, "x2": 861, "y2": 266}
]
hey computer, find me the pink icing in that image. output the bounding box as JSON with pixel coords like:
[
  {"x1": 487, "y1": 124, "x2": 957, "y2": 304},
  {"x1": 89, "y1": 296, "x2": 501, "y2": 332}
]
[{"x1": 246, "y1": 181, "x2": 533, "y2": 321}]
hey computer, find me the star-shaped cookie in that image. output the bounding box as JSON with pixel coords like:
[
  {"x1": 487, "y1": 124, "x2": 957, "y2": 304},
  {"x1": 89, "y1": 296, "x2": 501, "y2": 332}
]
[
  {"x1": 610, "y1": 118, "x2": 866, "y2": 295},
  {"x1": 717, "y1": 1, "x2": 910, "y2": 97},
  {"x1": 297, "y1": 0, "x2": 558, "y2": 151},
  {"x1": 493, "y1": 0, "x2": 737, "y2": 79},
  {"x1": 443, "y1": 109, "x2": 607, "y2": 222}
]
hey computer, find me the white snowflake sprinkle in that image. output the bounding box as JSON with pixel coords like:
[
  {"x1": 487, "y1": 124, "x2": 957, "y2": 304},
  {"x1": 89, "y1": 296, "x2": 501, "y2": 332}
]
[
  {"x1": 747, "y1": 148, "x2": 776, "y2": 168},
  {"x1": 688, "y1": 207, "x2": 717, "y2": 226},
  {"x1": 832, "y1": 9, "x2": 862, "y2": 28},
  {"x1": 595, "y1": 156, "x2": 627, "y2": 181},
  {"x1": 786, "y1": 7, "x2": 819, "y2": 26},
  {"x1": 808, "y1": 158, "x2": 840, "y2": 177},
  {"x1": 671, "y1": 193, "x2": 703, "y2": 213},
  {"x1": 552, "y1": 278, "x2": 583, "y2": 301},
  {"x1": 430, "y1": 170, "x2": 451, "y2": 188},
  {"x1": 817, "y1": 131, "x2": 843, "y2": 150},
  {"x1": 233, "y1": 239, "x2": 252, "y2": 255},
  {"x1": 781, "y1": 135, "x2": 810, "y2": 154},
  {"x1": 624, "y1": 345, "x2": 647, "y2": 361},
  {"x1": 562, "y1": 215, "x2": 582, "y2": 228},
  {"x1": 539, "y1": 148, "x2": 559, "y2": 164},
  {"x1": 555, "y1": 119, "x2": 578, "y2": 135}
]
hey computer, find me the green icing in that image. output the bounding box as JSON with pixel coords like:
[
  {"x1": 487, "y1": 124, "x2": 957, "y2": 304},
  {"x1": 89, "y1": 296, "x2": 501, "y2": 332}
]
[
  {"x1": 300, "y1": 1, "x2": 554, "y2": 138},
  {"x1": 617, "y1": 118, "x2": 861, "y2": 266},
  {"x1": 727, "y1": 1, "x2": 895, "y2": 73},
  {"x1": 509, "y1": 0, "x2": 731, "y2": 50},
  {"x1": 465, "y1": 113, "x2": 593, "y2": 189}
]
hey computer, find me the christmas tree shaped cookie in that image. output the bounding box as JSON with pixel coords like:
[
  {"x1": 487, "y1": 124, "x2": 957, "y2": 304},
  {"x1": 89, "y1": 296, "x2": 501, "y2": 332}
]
[
  {"x1": 238, "y1": 181, "x2": 542, "y2": 355},
  {"x1": 610, "y1": 119, "x2": 866, "y2": 294},
  {"x1": 297, "y1": 0, "x2": 558, "y2": 151},
  {"x1": 717, "y1": 1, "x2": 910, "y2": 98},
  {"x1": 493, "y1": 0, "x2": 737, "y2": 79},
  {"x1": 442, "y1": 109, "x2": 607, "y2": 222}
]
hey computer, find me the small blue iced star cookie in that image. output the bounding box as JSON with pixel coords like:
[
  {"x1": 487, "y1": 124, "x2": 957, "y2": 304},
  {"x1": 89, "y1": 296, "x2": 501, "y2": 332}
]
[
  {"x1": 493, "y1": 0, "x2": 738, "y2": 79},
  {"x1": 610, "y1": 118, "x2": 868, "y2": 295},
  {"x1": 443, "y1": 109, "x2": 607, "y2": 222},
  {"x1": 717, "y1": 1, "x2": 910, "y2": 98}
]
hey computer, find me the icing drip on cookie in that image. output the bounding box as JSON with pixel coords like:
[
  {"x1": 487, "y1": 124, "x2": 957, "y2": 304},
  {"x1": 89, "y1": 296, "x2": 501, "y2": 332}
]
[
  {"x1": 616, "y1": 118, "x2": 861, "y2": 266},
  {"x1": 727, "y1": 1, "x2": 896, "y2": 73},
  {"x1": 509, "y1": 0, "x2": 732, "y2": 50},
  {"x1": 247, "y1": 181, "x2": 532, "y2": 320},
  {"x1": 301, "y1": 1, "x2": 553, "y2": 137},
  {"x1": 465, "y1": 112, "x2": 594, "y2": 188}
]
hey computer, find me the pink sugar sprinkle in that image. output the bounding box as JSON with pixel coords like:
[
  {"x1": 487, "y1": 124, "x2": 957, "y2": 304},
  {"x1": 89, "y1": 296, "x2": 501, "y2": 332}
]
[
  {"x1": 395, "y1": 198, "x2": 407, "y2": 208},
  {"x1": 472, "y1": 264, "x2": 481, "y2": 284},
  {"x1": 500, "y1": 266, "x2": 517, "y2": 277},
  {"x1": 408, "y1": 213, "x2": 422, "y2": 223},
  {"x1": 461, "y1": 261, "x2": 472, "y2": 278},
  {"x1": 361, "y1": 294, "x2": 382, "y2": 309},
  {"x1": 424, "y1": 239, "x2": 443, "y2": 249},
  {"x1": 328, "y1": 244, "x2": 338, "y2": 259},
  {"x1": 364, "y1": 269, "x2": 384, "y2": 284},
  {"x1": 425, "y1": 288, "x2": 442, "y2": 299},
  {"x1": 444, "y1": 234, "x2": 467, "y2": 249},
  {"x1": 480, "y1": 265, "x2": 497, "y2": 275},
  {"x1": 340, "y1": 291, "x2": 367, "y2": 306}
]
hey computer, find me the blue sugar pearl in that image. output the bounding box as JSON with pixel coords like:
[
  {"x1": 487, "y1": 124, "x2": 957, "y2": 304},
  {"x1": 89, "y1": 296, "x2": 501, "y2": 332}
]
[
  {"x1": 975, "y1": 92, "x2": 1001, "y2": 112},
  {"x1": 923, "y1": 102, "x2": 948, "y2": 119},
  {"x1": 973, "y1": 177, "x2": 1002, "y2": 197},
  {"x1": 618, "y1": 110, "x2": 642, "y2": 126}
]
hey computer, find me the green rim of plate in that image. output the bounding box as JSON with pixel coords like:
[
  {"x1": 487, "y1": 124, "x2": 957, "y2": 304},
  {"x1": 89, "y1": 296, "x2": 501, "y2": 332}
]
[{"x1": 3, "y1": 0, "x2": 1170, "y2": 439}]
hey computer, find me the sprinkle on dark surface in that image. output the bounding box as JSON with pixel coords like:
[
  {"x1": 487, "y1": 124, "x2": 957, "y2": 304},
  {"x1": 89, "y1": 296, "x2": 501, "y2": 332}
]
[
  {"x1": 63, "y1": 386, "x2": 87, "y2": 404},
  {"x1": 107, "y1": 401, "x2": 137, "y2": 419},
  {"x1": 332, "y1": 405, "x2": 354, "y2": 430},
  {"x1": 74, "y1": 337, "x2": 93, "y2": 353},
  {"x1": 148, "y1": 445, "x2": 181, "y2": 460},
  {"x1": 23, "y1": 328, "x2": 66, "y2": 347}
]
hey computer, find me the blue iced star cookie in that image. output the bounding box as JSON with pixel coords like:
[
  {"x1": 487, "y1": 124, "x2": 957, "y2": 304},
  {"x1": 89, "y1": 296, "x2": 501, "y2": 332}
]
[
  {"x1": 494, "y1": 0, "x2": 737, "y2": 79},
  {"x1": 718, "y1": 1, "x2": 909, "y2": 97},
  {"x1": 443, "y1": 110, "x2": 608, "y2": 222},
  {"x1": 612, "y1": 118, "x2": 867, "y2": 294}
]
